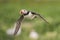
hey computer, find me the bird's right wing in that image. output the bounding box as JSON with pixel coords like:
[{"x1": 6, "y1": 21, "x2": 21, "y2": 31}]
[{"x1": 14, "y1": 15, "x2": 24, "y2": 36}]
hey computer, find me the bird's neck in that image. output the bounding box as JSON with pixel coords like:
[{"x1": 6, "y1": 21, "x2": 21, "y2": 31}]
[{"x1": 23, "y1": 11, "x2": 30, "y2": 16}]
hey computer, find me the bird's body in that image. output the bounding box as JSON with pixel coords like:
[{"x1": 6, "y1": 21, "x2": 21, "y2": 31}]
[
  {"x1": 23, "y1": 11, "x2": 36, "y2": 19},
  {"x1": 14, "y1": 9, "x2": 49, "y2": 36},
  {"x1": 24, "y1": 12, "x2": 33, "y2": 18}
]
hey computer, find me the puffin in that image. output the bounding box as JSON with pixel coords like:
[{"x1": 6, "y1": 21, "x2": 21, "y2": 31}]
[{"x1": 14, "y1": 9, "x2": 49, "y2": 35}]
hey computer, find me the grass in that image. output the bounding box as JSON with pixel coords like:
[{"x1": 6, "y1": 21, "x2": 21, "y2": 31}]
[{"x1": 0, "y1": 0, "x2": 60, "y2": 40}]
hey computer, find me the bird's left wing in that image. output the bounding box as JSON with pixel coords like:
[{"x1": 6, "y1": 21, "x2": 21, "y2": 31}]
[
  {"x1": 32, "y1": 12, "x2": 49, "y2": 24},
  {"x1": 14, "y1": 15, "x2": 24, "y2": 36}
]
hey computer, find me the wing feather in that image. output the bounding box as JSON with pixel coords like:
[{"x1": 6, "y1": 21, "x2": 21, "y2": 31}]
[
  {"x1": 37, "y1": 14, "x2": 49, "y2": 24},
  {"x1": 32, "y1": 12, "x2": 49, "y2": 24},
  {"x1": 14, "y1": 15, "x2": 24, "y2": 35}
]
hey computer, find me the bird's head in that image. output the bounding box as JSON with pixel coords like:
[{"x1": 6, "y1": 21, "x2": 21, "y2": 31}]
[{"x1": 19, "y1": 9, "x2": 28, "y2": 15}]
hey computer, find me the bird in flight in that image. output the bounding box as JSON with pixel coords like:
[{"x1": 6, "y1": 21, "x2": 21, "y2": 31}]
[{"x1": 14, "y1": 9, "x2": 49, "y2": 36}]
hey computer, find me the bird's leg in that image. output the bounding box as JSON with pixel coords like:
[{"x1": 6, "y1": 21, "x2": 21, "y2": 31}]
[{"x1": 31, "y1": 15, "x2": 37, "y2": 20}]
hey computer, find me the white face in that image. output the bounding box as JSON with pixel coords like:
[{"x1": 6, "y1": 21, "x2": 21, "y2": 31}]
[{"x1": 20, "y1": 9, "x2": 28, "y2": 14}]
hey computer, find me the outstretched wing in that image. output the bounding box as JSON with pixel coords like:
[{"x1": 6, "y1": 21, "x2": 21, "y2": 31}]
[
  {"x1": 14, "y1": 15, "x2": 24, "y2": 35},
  {"x1": 32, "y1": 12, "x2": 49, "y2": 24}
]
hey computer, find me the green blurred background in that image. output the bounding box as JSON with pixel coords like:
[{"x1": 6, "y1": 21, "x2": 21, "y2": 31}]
[{"x1": 0, "y1": 0, "x2": 60, "y2": 40}]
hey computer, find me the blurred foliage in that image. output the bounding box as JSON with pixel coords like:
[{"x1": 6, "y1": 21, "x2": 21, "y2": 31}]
[{"x1": 0, "y1": 0, "x2": 60, "y2": 40}]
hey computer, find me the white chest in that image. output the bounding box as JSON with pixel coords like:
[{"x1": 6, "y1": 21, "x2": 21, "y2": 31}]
[{"x1": 24, "y1": 12, "x2": 33, "y2": 18}]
